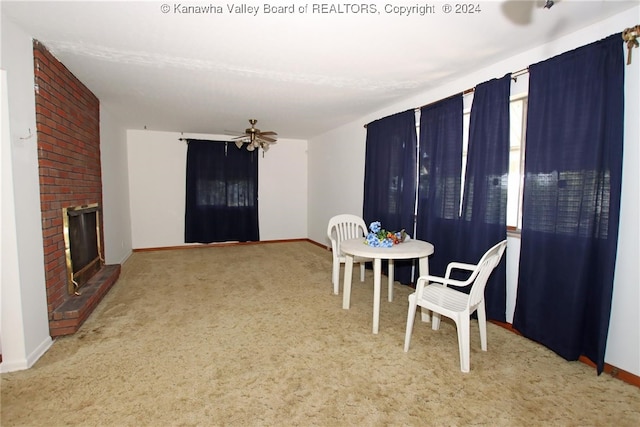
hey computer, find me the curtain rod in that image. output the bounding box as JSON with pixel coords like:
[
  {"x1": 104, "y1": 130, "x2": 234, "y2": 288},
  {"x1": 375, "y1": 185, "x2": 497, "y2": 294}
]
[
  {"x1": 178, "y1": 138, "x2": 233, "y2": 143},
  {"x1": 364, "y1": 67, "x2": 528, "y2": 129},
  {"x1": 417, "y1": 67, "x2": 529, "y2": 110}
]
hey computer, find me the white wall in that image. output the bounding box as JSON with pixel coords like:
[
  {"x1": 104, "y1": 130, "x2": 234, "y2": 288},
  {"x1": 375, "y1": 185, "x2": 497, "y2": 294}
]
[
  {"x1": 308, "y1": 122, "x2": 367, "y2": 249},
  {"x1": 256, "y1": 136, "x2": 308, "y2": 241},
  {"x1": 307, "y1": 8, "x2": 640, "y2": 376},
  {"x1": 1, "y1": 19, "x2": 52, "y2": 372},
  {"x1": 127, "y1": 130, "x2": 307, "y2": 248},
  {"x1": 608, "y1": 23, "x2": 640, "y2": 376},
  {"x1": 100, "y1": 106, "x2": 133, "y2": 265}
]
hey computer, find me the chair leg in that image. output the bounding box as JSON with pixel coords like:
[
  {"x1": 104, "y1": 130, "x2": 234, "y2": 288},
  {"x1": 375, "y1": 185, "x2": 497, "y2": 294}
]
[
  {"x1": 477, "y1": 303, "x2": 488, "y2": 352},
  {"x1": 387, "y1": 259, "x2": 394, "y2": 302},
  {"x1": 420, "y1": 307, "x2": 431, "y2": 323},
  {"x1": 456, "y1": 315, "x2": 471, "y2": 373},
  {"x1": 403, "y1": 294, "x2": 418, "y2": 352},
  {"x1": 359, "y1": 263, "x2": 366, "y2": 282},
  {"x1": 332, "y1": 261, "x2": 340, "y2": 295},
  {"x1": 431, "y1": 312, "x2": 441, "y2": 330}
]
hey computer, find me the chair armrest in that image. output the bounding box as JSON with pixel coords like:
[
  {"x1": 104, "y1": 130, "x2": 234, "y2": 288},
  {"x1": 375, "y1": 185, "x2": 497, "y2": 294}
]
[
  {"x1": 444, "y1": 262, "x2": 479, "y2": 281},
  {"x1": 445, "y1": 262, "x2": 476, "y2": 276},
  {"x1": 415, "y1": 275, "x2": 470, "y2": 299}
]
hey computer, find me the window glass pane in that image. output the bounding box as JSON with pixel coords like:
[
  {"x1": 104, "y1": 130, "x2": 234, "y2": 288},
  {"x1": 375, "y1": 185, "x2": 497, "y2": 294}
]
[
  {"x1": 507, "y1": 96, "x2": 527, "y2": 228},
  {"x1": 507, "y1": 148, "x2": 521, "y2": 226},
  {"x1": 462, "y1": 96, "x2": 527, "y2": 228},
  {"x1": 461, "y1": 111, "x2": 470, "y2": 216},
  {"x1": 197, "y1": 179, "x2": 226, "y2": 206},
  {"x1": 227, "y1": 179, "x2": 253, "y2": 207},
  {"x1": 507, "y1": 98, "x2": 523, "y2": 227}
]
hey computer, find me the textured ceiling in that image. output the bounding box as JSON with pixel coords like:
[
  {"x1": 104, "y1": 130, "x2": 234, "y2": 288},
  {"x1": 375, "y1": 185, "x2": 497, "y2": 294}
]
[{"x1": 2, "y1": 0, "x2": 637, "y2": 139}]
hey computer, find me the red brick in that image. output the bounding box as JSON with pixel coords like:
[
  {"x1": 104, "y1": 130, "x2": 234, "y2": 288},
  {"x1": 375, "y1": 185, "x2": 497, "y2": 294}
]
[
  {"x1": 33, "y1": 40, "x2": 107, "y2": 337},
  {"x1": 50, "y1": 325, "x2": 79, "y2": 337}
]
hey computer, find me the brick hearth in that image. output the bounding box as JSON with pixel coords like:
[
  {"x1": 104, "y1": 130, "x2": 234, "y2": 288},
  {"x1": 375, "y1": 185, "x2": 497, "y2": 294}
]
[{"x1": 49, "y1": 265, "x2": 121, "y2": 336}]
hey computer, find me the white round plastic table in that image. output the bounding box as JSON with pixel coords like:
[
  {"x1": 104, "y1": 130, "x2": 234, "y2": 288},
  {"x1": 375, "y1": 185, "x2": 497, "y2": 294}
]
[{"x1": 340, "y1": 238, "x2": 434, "y2": 334}]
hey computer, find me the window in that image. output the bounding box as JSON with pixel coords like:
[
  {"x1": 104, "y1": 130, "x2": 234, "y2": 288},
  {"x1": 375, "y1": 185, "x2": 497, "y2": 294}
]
[
  {"x1": 507, "y1": 95, "x2": 527, "y2": 229},
  {"x1": 185, "y1": 139, "x2": 259, "y2": 243},
  {"x1": 196, "y1": 179, "x2": 256, "y2": 207},
  {"x1": 462, "y1": 94, "x2": 528, "y2": 229}
]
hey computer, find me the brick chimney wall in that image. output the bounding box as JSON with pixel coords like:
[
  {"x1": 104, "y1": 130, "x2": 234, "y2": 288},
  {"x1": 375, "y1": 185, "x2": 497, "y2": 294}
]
[{"x1": 33, "y1": 40, "x2": 111, "y2": 336}]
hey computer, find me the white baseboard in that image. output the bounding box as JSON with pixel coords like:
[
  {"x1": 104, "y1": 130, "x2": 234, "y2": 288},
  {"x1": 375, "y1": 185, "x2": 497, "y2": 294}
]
[{"x1": 0, "y1": 336, "x2": 53, "y2": 373}]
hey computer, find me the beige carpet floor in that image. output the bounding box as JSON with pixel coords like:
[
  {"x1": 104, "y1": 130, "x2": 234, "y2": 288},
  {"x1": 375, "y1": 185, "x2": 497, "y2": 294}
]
[{"x1": 2, "y1": 241, "x2": 639, "y2": 426}]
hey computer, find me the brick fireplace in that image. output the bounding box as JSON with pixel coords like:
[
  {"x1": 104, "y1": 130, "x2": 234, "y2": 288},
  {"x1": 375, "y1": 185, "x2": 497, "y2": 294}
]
[{"x1": 34, "y1": 40, "x2": 120, "y2": 337}]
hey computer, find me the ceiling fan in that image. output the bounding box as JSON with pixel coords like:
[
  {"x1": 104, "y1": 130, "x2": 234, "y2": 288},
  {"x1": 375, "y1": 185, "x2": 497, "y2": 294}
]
[
  {"x1": 231, "y1": 119, "x2": 278, "y2": 154},
  {"x1": 501, "y1": 0, "x2": 558, "y2": 26}
]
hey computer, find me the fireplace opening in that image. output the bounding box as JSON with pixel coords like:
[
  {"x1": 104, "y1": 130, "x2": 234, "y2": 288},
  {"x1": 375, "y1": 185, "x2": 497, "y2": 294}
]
[{"x1": 62, "y1": 203, "x2": 104, "y2": 295}]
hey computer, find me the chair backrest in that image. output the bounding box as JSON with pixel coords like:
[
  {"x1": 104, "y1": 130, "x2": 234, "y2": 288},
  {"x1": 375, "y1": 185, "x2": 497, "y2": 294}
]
[
  {"x1": 467, "y1": 240, "x2": 508, "y2": 309},
  {"x1": 327, "y1": 214, "x2": 368, "y2": 256}
]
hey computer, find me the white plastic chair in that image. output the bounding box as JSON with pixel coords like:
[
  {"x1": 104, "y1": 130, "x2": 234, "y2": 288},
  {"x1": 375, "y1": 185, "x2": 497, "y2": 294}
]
[
  {"x1": 327, "y1": 214, "x2": 373, "y2": 295},
  {"x1": 403, "y1": 240, "x2": 507, "y2": 373}
]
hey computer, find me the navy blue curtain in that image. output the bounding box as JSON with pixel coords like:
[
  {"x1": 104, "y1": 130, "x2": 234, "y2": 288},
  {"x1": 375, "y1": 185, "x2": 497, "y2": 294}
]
[
  {"x1": 185, "y1": 139, "x2": 259, "y2": 243},
  {"x1": 363, "y1": 109, "x2": 417, "y2": 284},
  {"x1": 415, "y1": 94, "x2": 464, "y2": 278},
  {"x1": 456, "y1": 74, "x2": 510, "y2": 322},
  {"x1": 513, "y1": 34, "x2": 624, "y2": 374}
]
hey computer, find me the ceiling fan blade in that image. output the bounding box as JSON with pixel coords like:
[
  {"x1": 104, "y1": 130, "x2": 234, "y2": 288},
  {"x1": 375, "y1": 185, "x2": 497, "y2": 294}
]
[
  {"x1": 258, "y1": 135, "x2": 277, "y2": 143},
  {"x1": 259, "y1": 131, "x2": 277, "y2": 136},
  {"x1": 224, "y1": 130, "x2": 244, "y2": 136}
]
